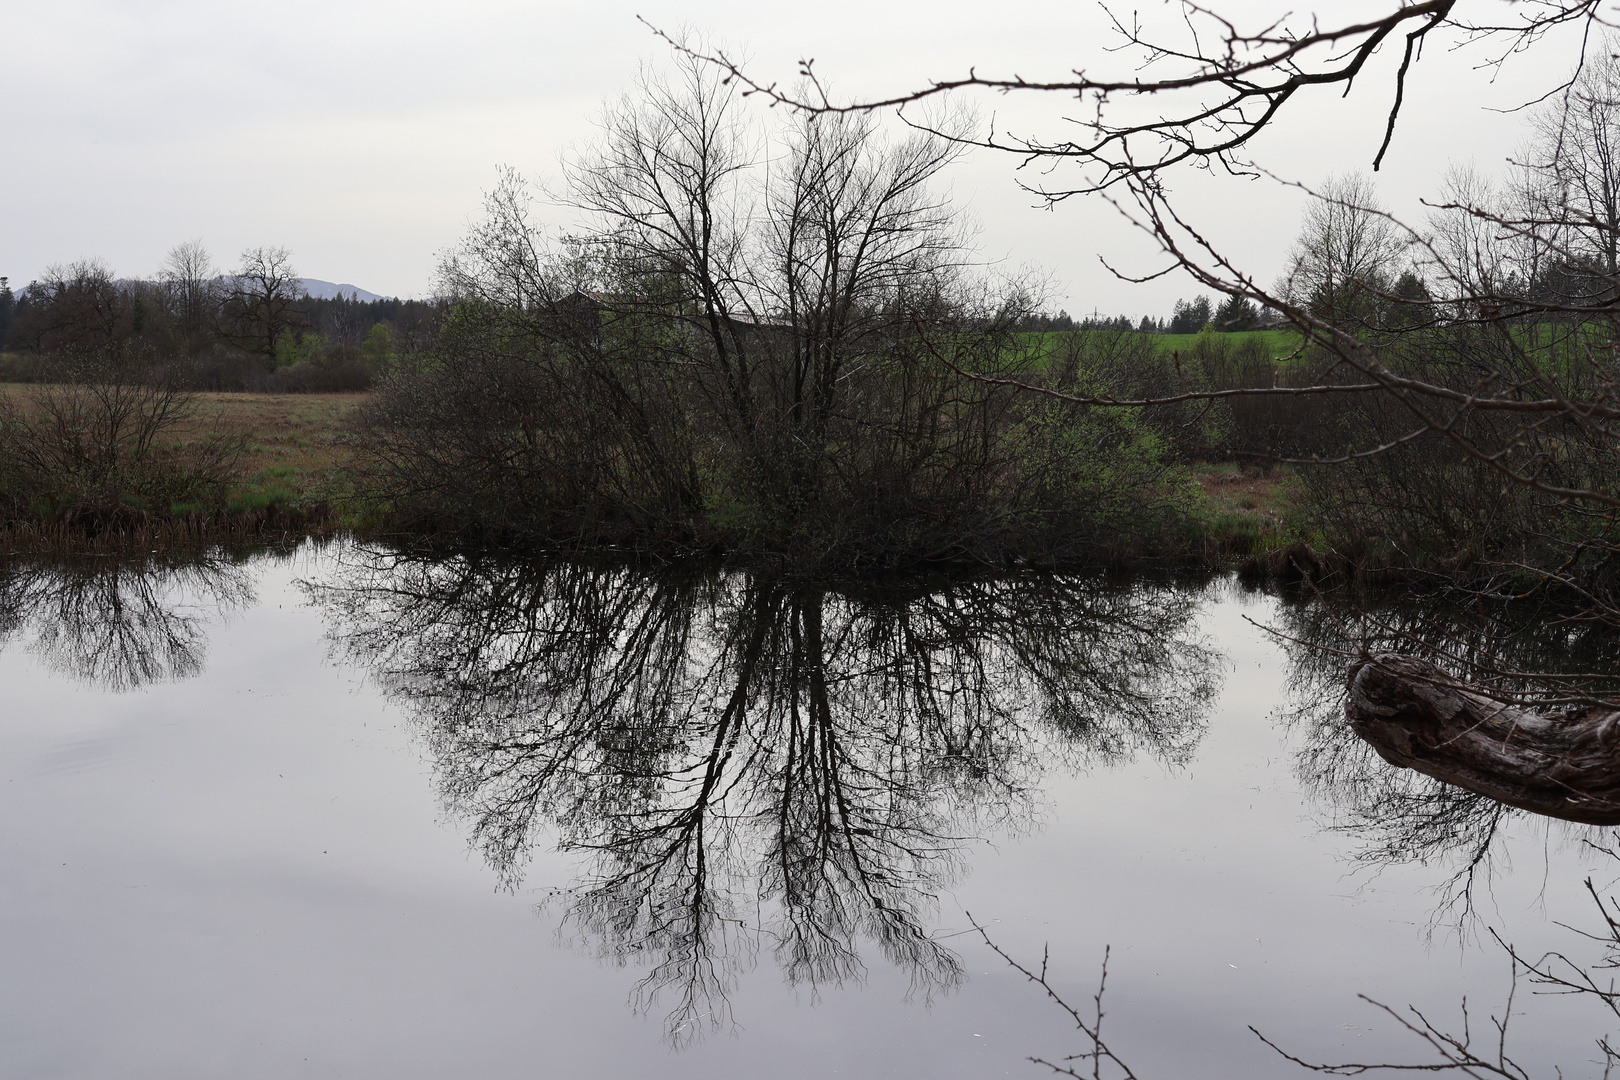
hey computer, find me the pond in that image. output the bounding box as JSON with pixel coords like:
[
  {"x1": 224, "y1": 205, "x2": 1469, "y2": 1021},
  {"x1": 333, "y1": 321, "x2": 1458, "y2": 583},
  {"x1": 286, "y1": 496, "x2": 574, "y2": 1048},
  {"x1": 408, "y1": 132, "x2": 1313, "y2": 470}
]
[{"x1": 1, "y1": 542, "x2": 1614, "y2": 1078}]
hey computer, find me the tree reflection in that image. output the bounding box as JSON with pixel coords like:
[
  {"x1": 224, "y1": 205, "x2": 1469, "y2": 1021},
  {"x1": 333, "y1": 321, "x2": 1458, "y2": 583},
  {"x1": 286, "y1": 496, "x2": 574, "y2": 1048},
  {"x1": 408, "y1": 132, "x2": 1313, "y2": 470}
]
[
  {"x1": 0, "y1": 555, "x2": 253, "y2": 690},
  {"x1": 1270, "y1": 588, "x2": 1620, "y2": 917},
  {"x1": 312, "y1": 552, "x2": 1220, "y2": 1042}
]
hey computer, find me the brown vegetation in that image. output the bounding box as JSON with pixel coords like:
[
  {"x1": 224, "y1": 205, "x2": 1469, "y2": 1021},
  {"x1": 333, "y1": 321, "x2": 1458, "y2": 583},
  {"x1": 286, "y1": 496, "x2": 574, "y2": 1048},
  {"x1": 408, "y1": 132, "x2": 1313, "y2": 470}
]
[
  {"x1": 0, "y1": 374, "x2": 364, "y2": 553},
  {"x1": 1, "y1": 386, "x2": 361, "y2": 498},
  {"x1": 182, "y1": 392, "x2": 363, "y2": 496}
]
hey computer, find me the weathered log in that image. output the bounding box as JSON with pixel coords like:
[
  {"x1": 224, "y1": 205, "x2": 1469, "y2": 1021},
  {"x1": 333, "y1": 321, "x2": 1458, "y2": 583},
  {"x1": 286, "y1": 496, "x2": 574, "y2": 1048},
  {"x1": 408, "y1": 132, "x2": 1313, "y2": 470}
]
[{"x1": 1347, "y1": 653, "x2": 1620, "y2": 826}]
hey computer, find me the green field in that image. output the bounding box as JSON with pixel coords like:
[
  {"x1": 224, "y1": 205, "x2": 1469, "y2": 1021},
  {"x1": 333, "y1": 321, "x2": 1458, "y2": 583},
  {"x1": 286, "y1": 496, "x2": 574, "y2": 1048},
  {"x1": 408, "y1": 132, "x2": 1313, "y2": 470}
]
[
  {"x1": 1153, "y1": 329, "x2": 1302, "y2": 355},
  {"x1": 1016, "y1": 328, "x2": 1304, "y2": 366}
]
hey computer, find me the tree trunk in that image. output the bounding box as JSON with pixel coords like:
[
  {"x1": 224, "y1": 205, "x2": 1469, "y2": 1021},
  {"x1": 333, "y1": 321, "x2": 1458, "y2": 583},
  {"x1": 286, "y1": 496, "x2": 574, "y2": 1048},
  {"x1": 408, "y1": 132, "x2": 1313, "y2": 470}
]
[{"x1": 1347, "y1": 653, "x2": 1620, "y2": 826}]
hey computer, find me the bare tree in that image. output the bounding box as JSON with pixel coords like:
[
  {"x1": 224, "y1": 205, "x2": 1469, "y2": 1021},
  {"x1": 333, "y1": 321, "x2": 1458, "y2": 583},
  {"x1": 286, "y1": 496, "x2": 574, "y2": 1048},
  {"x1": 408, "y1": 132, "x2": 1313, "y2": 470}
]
[
  {"x1": 222, "y1": 246, "x2": 304, "y2": 364},
  {"x1": 368, "y1": 49, "x2": 1185, "y2": 564},
  {"x1": 1280, "y1": 173, "x2": 1406, "y2": 330},
  {"x1": 158, "y1": 239, "x2": 217, "y2": 346},
  {"x1": 312, "y1": 552, "x2": 1219, "y2": 1044},
  {"x1": 0, "y1": 556, "x2": 253, "y2": 691},
  {"x1": 562, "y1": 53, "x2": 761, "y2": 431},
  {"x1": 562, "y1": 55, "x2": 1045, "y2": 530},
  {"x1": 760, "y1": 106, "x2": 969, "y2": 440},
  {"x1": 1518, "y1": 46, "x2": 1620, "y2": 282},
  {"x1": 20, "y1": 259, "x2": 129, "y2": 351}
]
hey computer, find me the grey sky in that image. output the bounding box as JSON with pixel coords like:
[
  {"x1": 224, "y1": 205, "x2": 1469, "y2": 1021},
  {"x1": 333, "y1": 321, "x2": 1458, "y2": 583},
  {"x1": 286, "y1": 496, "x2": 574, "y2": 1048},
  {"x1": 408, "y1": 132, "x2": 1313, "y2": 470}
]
[{"x1": 0, "y1": 1, "x2": 1597, "y2": 317}]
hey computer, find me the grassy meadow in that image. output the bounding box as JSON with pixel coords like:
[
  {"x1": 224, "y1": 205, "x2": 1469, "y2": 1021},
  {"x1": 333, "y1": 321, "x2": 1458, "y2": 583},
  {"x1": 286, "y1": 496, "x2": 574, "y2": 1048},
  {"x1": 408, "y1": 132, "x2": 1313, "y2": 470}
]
[
  {"x1": 1153, "y1": 329, "x2": 1302, "y2": 355},
  {"x1": 183, "y1": 391, "x2": 365, "y2": 511},
  {"x1": 0, "y1": 384, "x2": 369, "y2": 551}
]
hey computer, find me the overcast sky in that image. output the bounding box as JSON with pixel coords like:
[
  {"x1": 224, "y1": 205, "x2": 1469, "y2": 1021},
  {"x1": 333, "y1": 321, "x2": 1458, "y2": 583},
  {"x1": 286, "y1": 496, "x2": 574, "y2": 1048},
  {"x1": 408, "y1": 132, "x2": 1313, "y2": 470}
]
[{"x1": 0, "y1": 1, "x2": 1600, "y2": 317}]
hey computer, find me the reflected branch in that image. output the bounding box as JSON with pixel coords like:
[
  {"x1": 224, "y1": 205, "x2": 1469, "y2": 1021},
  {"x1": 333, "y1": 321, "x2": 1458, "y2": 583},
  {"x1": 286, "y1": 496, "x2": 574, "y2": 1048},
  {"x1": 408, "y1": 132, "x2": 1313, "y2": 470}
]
[
  {"x1": 1269, "y1": 586, "x2": 1618, "y2": 922},
  {"x1": 312, "y1": 550, "x2": 1220, "y2": 1043},
  {"x1": 0, "y1": 554, "x2": 253, "y2": 690}
]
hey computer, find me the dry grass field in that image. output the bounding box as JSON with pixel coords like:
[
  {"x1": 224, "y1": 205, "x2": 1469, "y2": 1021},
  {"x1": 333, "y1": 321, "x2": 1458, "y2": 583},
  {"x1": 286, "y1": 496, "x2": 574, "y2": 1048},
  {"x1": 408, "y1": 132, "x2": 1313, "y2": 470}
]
[
  {"x1": 183, "y1": 392, "x2": 367, "y2": 503},
  {"x1": 0, "y1": 385, "x2": 368, "y2": 509},
  {"x1": 1190, "y1": 462, "x2": 1299, "y2": 555},
  {"x1": 1195, "y1": 463, "x2": 1294, "y2": 525}
]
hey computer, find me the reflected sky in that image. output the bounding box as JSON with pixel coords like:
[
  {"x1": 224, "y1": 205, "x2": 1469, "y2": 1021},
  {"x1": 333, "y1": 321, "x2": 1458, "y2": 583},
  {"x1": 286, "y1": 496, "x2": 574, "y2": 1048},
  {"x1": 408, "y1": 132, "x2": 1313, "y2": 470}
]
[
  {"x1": 309, "y1": 553, "x2": 1220, "y2": 1042},
  {"x1": 0, "y1": 553, "x2": 254, "y2": 691},
  {"x1": 1268, "y1": 590, "x2": 1620, "y2": 922},
  {"x1": 1, "y1": 544, "x2": 1616, "y2": 1078}
]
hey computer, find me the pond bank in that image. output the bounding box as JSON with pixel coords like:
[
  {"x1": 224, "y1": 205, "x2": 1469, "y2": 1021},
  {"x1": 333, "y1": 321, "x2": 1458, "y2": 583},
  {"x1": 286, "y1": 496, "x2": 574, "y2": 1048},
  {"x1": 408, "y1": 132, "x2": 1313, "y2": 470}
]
[{"x1": 0, "y1": 385, "x2": 1463, "y2": 588}]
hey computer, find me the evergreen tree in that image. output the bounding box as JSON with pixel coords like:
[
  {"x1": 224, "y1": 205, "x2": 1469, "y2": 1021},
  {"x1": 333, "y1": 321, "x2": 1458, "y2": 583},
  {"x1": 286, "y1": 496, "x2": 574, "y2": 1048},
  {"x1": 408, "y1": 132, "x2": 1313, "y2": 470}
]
[
  {"x1": 0, "y1": 277, "x2": 13, "y2": 349},
  {"x1": 1168, "y1": 296, "x2": 1212, "y2": 334},
  {"x1": 1385, "y1": 270, "x2": 1434, "y2": 328},
  {"x1": 1214, "y1": 294, "x2": 1259, "y2": 331}
]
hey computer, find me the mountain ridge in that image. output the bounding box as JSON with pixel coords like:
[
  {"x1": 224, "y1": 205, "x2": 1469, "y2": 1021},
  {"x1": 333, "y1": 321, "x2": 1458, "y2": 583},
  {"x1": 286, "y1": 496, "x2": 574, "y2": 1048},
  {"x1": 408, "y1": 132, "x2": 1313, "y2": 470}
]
[{"x1": 298, "y1": 279, "x2": 388, "y2": 302}]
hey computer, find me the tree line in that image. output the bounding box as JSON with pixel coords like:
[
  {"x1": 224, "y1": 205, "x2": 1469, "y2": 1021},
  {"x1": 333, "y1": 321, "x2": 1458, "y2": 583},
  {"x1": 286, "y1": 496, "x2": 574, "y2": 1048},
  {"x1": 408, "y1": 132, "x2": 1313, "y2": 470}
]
[
  {"x1": 0, "y1": 244, "x2": 444, "y2": 392},
  {"x1": 1017, "y1": 293, "x2": 1281, "y2": 335}
]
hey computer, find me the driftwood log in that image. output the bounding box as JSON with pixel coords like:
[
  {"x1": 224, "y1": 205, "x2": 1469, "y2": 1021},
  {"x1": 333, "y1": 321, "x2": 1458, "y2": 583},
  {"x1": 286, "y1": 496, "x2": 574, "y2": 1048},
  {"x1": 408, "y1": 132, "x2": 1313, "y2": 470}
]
[{"x1": 1347, "y1": 653, "x2": 1620, "y2": 826}]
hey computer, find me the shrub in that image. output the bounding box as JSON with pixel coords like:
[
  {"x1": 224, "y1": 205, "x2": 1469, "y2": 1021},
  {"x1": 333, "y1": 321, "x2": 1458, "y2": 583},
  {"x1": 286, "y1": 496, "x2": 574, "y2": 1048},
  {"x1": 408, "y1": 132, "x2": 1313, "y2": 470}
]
[
  {"x1": 349, "y1": 59, "x2": 1198, "y2": 568},
  {"x1": 0, "y1": 346, "x2": 245, "y2": 527}
]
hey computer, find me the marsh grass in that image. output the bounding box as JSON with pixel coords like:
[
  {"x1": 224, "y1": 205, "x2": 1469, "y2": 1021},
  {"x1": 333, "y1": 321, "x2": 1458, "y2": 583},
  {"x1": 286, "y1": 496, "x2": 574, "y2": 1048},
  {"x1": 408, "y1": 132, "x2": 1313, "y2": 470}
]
[
  {"x1": 0, "y1": 367, "x2": 366, "y2": 553},
  {"x1": 1191, "y1": 464, "x2": 1301, "y2": 554},
  {"x1": 0, "y1": 504, "x2": 335, "y2": 556}
]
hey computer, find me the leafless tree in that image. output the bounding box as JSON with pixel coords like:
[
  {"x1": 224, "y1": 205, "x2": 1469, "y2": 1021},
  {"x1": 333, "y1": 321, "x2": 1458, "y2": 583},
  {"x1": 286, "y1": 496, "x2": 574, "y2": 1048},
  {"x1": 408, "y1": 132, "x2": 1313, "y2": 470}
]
[
  {"x1": 365, "y1": 52, "x2": 1189, "y2": 565},
  {"x1": 562, "y1": 53, "x2": 978, "y2": 448},
  {"x1": 311, "y1": 550, "x2": 1219, "y2": 1044},
  {"x1": 1280, "y1": 173, "x2": 1408, "y2": 330},
  {"x1": 158, "y1": 239, "x2": 218, "y2": 345},
  {"x1": 222, "y1": 246, "x2": 304, "y2": 364},
  {"x1": 0, "y1": 555, "x2": 253, "y2": 690},
  {"x1": 15, "y1": 259, "x2": 130, "y2": 352},
  {"x1": 656, "y1": 4, "x2": 1616, "y2": 436},
  {"x1": 967, "y1": 924, "x2": 1143, "y2": 1080},
  {"x1": 1517, "y1": 49, "x2": 1620, "y2": 282}
]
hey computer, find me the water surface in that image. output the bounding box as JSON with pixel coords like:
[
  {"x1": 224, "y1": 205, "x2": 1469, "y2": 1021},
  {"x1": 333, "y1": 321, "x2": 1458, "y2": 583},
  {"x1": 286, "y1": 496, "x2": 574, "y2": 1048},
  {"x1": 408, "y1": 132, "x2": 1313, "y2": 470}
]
[{"x1": 1, "y1": 544, "x2": 1614, "y2": 1078}]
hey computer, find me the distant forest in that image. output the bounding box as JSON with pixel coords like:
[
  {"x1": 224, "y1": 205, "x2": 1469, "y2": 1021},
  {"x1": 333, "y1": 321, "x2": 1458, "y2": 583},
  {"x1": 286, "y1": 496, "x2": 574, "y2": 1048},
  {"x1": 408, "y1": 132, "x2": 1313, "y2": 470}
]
[
  {"x1": 0, "y1": 248, "x2": 445, "y2": 392},
  {"x1": 1017, "y1": 293, "x2": 1281, "y2": 334},
  {"x1": 0, "y1": 257, "x2": 1273, "y2": 394}
]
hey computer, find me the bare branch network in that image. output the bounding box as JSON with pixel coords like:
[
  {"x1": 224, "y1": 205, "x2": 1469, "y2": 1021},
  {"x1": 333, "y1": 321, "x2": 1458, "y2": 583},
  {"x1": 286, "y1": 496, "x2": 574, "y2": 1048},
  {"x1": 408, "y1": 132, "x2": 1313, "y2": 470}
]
[
  {"x1": 645, "y1": 6, "x2": 1620, "y2": 516},
  {"x1": 640, "y1": 4, "x2": 1620, "y2": 664},
  {"x1": 649, "y1": 2, "x2": 1609, "y2": 196}
]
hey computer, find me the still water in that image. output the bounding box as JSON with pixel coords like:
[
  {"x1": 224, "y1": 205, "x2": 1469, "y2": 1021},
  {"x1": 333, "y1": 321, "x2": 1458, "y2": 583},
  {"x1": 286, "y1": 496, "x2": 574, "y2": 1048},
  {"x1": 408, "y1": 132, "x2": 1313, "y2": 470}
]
[{"x1": 1, "y1": 542, "x2": 1615, "y2": 1078}]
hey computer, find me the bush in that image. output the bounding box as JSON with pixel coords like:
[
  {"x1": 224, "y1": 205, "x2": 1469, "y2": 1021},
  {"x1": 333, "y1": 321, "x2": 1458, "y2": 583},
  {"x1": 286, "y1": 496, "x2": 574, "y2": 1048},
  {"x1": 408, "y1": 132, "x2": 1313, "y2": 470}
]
[
  {"x1": 350, "y1": 308, "x2": 1194, "y2": 567},
  {"x1": 1287, "y1": 321, "x2": 1620, "y2": 596},
  {"x1": 0, "y1": 347, "x2": 245, "y2": 527}
]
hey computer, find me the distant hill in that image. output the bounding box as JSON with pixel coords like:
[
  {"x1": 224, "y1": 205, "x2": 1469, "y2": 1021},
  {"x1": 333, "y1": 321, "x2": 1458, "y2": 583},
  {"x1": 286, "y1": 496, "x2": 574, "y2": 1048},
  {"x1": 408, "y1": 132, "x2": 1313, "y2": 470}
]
[
  {"x1": 93, "y1": 276, "x2": 390, "y2": 302},
  {"x1": 299, "y1": 279, "x2": 388, "y2": 302}
]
